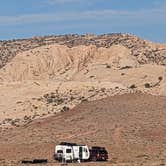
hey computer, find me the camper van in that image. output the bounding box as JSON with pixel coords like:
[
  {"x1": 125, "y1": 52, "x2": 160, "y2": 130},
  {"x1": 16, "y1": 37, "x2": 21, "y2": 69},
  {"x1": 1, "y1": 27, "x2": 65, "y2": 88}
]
[{"x1": 54, "y1": 142, "x2": 90, "y2": 162}]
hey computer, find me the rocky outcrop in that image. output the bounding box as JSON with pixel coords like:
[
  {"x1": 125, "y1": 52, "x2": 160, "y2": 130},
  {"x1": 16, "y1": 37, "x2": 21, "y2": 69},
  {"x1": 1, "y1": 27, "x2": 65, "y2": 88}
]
[
  {"x1": 0, "y1": 33, "x2": 166, "y2": 68},
  {"x1": 0, "y1": 44, "x2": 140, "y2": 81}
]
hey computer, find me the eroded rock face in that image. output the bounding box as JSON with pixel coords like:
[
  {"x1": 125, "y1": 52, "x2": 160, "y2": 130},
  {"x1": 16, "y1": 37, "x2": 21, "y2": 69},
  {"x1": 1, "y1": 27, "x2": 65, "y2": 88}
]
[
  {"x1": 0, "y1": 44, "x2": 139, "y2": 81},
  {"x1": 0, "y1": 34, "x2": 166, "y2": 165},
  {"x1": 0, "y1": 33, "x2": 166, "y2": 69},
  {"x1": 0, "y1": 33, "x2": 165, "y2": 129}
]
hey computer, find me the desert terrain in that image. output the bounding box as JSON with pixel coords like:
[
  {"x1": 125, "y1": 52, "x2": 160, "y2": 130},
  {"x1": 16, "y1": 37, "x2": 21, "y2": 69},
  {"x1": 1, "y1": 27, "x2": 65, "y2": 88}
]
[{"x1": 0, "y1": 34, "x2": 166, "y2": 165}]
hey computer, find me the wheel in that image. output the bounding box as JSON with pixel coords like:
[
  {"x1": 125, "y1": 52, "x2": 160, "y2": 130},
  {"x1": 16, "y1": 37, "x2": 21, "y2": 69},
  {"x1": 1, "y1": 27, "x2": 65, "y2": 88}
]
[{"x1": 92, "y1": 156, "x2": 97, "y2": 161}]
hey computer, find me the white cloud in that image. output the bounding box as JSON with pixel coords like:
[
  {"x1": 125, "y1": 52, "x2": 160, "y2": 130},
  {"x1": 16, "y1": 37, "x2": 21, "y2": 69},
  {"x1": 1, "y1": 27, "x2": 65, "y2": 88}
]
[
  {"x1": 0, "y1": 7, "x2": 165, "y2": 26},
  {"x1": 47, "y1": 0, "x2": 82, "y2": 4}
]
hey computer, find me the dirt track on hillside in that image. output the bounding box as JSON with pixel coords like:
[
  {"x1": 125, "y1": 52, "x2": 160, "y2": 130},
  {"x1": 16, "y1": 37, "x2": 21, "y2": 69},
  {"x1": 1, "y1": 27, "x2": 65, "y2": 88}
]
[{"x1": 0, "y1": 93, "x2": 166, "y2": 165}]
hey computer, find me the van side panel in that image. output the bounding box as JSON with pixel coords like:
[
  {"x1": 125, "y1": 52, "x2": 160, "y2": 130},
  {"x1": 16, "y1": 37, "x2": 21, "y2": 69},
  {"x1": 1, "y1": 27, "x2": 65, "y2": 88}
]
[
  {"x1": 55, "y1": 144, "x2": 90, "y2": 161},
  {"x1": 82, "y1": 146, "x2": 90, "y2": 160},
  {"x1": 73, "y1": 146, "x2": 79, "y2": 159},
  {"x1": 64, "y1": 146, "x2": 73, "y2": 161}
]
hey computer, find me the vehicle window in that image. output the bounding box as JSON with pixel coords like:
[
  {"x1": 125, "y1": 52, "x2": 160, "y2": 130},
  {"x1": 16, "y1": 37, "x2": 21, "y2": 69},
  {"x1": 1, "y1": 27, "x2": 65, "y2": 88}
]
[
  {"x1": 83, "y1": 148, "x2": 88, "y2": 152},
  {"x1": 66, "y1": 149, "x2": 71, "y2": 153},
  {"x1": 57, "y1": 150, "x2": 63, "y2": 153},
  {"x1": 100, "y1": 150, "x2": 108, "y2": 154}
]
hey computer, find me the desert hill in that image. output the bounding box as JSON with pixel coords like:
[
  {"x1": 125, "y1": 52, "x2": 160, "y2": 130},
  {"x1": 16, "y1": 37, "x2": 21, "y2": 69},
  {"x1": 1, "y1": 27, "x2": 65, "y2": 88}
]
[
  {"x1": 0, "y1": 34, "x2": 165, "y2": 127},
  {"x1": 0, "y1": 44, "x2": 139, "y2": 81},
  {"x1": 0, "y1": 93, "x2": 166, "y2": 165},
  {"x1": 0, "y1": 33, "x2": 166, "y2": 165},
  {"x1": 0, "y1": 43, "x2": 165, "y2": 127},
  {"x1": 0, "y1": 33, "x2": 166, "y2": 69}
]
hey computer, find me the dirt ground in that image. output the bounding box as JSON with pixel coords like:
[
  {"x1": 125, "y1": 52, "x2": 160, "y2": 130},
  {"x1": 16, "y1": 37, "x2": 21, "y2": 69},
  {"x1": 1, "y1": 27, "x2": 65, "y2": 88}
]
[
  {"x1": 0, "y1": 34, "x2": 166, "y2": 166},
  {"x1": 0, "y1": 43, "x2": 165, "y2": 128},
  {"x1": 0, "y1": 93, "x2": 166, "y2": 166}
]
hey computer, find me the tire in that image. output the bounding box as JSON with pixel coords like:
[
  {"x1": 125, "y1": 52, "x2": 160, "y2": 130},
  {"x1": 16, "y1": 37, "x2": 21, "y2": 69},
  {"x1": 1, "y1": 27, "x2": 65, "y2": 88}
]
[{"x1": 92, "y1": 156, "x2": 97, "y2": 161}]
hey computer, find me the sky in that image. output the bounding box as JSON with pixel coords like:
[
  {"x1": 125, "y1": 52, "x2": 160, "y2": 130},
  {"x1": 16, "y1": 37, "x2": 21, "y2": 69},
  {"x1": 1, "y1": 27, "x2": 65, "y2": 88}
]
[{"x1": 0, "y1": 0, "x2": 166, "y2": 43}]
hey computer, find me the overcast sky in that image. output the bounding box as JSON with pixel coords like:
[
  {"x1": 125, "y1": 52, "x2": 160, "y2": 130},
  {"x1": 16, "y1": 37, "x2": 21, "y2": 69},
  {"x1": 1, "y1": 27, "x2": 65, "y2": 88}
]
[{"x1": 0, "y1": 0, "x2": 166, "y2": 43}]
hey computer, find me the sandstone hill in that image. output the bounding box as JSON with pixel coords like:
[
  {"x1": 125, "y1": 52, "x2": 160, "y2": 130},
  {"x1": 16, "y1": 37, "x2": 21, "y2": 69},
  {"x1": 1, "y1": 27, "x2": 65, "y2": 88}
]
[
  {"x1": 0, "y1": 93, "x2": 166, "y2": 165},
  {"x1": 0, "y1": 33, "x2": 166, "y2": 69},
  {"x1": 0, "y1": 44, "x2": 139, "y2": 81},
  {"x1": 0, "y1": 33, "x2": 166, "y2": 165},
  {"x1": 0, "y1": 33, "x2": 165, "y2": 128}
]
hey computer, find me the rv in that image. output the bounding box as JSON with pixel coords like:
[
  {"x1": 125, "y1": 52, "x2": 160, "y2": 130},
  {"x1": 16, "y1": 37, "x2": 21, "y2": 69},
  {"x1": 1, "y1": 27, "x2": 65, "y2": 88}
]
[{"x1": 54, "y1": 142, "x2": 90, "y2": 162}]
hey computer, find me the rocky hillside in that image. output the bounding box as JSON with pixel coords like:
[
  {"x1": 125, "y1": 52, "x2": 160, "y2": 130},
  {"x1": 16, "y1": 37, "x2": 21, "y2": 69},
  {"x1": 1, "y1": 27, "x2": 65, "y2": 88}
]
[
  {"x1": 0, "y1": 44, "x2": 140, "y2": 81},
  {"x1": 0, "y1": 34, "x2": 166, "y2": 165},
  {"x1": 0, "y1": 33, "x2": 166, "y2": 68},
  {"x1": 0, "y1": 93, "x2": 166, "y2": 165},
  {"x1": 0, "y1": 33, "x2": 165, "y2": 128}
]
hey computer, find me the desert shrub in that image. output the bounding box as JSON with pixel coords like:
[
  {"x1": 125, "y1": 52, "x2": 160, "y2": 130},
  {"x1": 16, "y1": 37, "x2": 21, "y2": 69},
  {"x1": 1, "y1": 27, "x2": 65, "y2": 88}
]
[
  {"x1": 24, "y1": 115, "x2": 30, "y2": 121},
  {"x1": 89, "y1": 75, "x2": 95, "y2": 78},
  {"x1": 101, "y1": 88, "x2": 106, "y2": 92},
  {"x1": 144, "y1": 83, "x2": 151, "y2": 88},
  {"x1": 129, "y1": 84, "x2": 137, "y2": 89},
  {"x1": 43, "y1": 93, "x2": 49, "y2": 98},
  {"x1": 47, "y1": 98, "x2": 53, "y2": 103},
  {"x1": 106, "y1": 64, "x2": 111, "y2": 68},
  {"x1": 70, "y1": 96, "x2": 75, "y2": 101},
  {"x1": 11, "y1": 118, "x2": 20, "y2": 127},
  {"x1": 81, "y1": 98, "x2": 88, "y2": 102},
  {"x1": 158, "y1": 76, "x2": 163, "y2": 81},
  {"x1": 120, "y1": 66, "x2": 132, "y2": 70},
  {"x1": 61, "y1": 106, "x2": 70, "y2": 112}
]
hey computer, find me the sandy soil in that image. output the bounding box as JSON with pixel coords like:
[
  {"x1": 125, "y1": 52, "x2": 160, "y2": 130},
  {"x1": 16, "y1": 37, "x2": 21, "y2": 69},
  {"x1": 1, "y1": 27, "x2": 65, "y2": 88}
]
[
  {"x1": 0, "y1": 93, "x2": 166, "y2": 165},
  {"x1": 0, "y1": 40, "x2": 165, "y2": 166},
  {"x1": 0, "y1": 44, "x2": 165, "y2": 127}
]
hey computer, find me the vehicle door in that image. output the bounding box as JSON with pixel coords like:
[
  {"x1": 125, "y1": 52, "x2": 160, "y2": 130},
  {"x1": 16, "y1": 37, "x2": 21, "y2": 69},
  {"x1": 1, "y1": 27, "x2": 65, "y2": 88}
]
[{"x1": 79, "y1": 147, "x2": 83, "y2": 159}]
